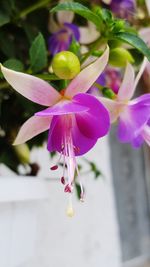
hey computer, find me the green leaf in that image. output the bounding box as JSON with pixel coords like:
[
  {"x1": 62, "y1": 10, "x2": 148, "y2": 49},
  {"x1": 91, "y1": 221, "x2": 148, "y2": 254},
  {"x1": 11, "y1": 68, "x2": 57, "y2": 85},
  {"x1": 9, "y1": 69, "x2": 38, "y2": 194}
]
[
  {"x1": 0, "y1": 59, "x2": 24, "y2": 79},
  {"x1": 29, "y1": 32, "x2": 47, "y2": 73},
  {"x1": 0, "y1": 31, "x2": 15, "y2": 57},
  {"x1": 51, "y1": 2, "x2": 102, "y2": 28},
  {"x1": 0, "y1": 11, "x2": 10, "y2": 27},
  {"x1": 114, "y1": 32, "x2": 150, "y2": 61},
  {"x1": 3, "y1": 59, "x2": 24, "y2": 72}
]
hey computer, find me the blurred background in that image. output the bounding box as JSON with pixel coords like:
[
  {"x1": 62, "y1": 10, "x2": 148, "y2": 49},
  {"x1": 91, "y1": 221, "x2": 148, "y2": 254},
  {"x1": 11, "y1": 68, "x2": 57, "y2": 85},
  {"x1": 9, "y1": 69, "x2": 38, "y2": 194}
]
[{"x1": 0, "y1": 0, "x2": 150, "y2": 267}]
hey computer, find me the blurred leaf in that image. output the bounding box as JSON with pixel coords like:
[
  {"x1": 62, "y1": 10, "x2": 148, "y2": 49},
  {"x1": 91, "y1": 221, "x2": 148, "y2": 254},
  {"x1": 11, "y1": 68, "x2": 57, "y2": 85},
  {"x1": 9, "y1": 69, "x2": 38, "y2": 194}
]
[
  {"x1": 114, "y1": 32, "x2": 150, "y2": 61},
  {"x1": 75, "y1": 182, "x2": 81, "y2": 200},
  {"x1": 83, "y1": 158, "x2": 102, "y2": 179},
  {"x1": 89, "y1": 161, "x2": 102, "y2": 179},
  {"x1": 0, "y1": 12, "x2": 10, "y2": 27},
  {"x1": 0, "y1": 31, "x2": 15, "y2": 57},
  {"x1": 29, "y1": 32, "x2": 47, "y2": 73},
  {"x1": 3, "y1": 59, "x2": 24, "y2": 71},
  {"x1": 1, "y1": 0, "x2": 16, "y2": 16},
  {"x1": 51, "y1": 2, "x2": 103, "y2": 28},
  {"x1": 129, "y1": 48, "x2": 144, "y2": 65}
]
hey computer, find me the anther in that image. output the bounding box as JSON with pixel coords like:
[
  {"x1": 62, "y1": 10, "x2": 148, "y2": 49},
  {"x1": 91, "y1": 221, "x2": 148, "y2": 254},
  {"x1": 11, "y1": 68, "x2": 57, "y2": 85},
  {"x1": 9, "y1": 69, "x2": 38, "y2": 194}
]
[
  {"x1": 61, "y1": 176, "x2": 66, "y2": 185},
  {"x1": 64, "y1": 184, "x2": 72, "y2": 193},
  {"x1": 50, "y1": 165, "x2": 58, "y2": 171},
  {"x1": 74, "y1": 146, "x2": 80, "y2": 153}
]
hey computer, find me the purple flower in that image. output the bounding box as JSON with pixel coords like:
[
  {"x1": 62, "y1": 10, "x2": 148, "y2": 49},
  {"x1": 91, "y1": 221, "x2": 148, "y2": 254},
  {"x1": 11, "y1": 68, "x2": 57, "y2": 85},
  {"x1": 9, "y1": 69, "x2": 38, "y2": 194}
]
[
  {"x1": 89, "y1": 67, "x2": 121, "y2": 96},
  {"x1": 105, "y1": 67, "x2": 121, "y2": 94},
  {"x1": 48, "y1": 22, "x2": 80, "y2": 55},
  {"x1": 109, "y1": 0, "x2": 136, "y2": 19},
  {"x1": 48, "y1": 1, "x2": 80, "y2": 55},
  {"x1": 99, "y1": 58, "x2": 150, "y2": 148},
  {"x1": 88, "y1": 73, "x2": 106, "y2": 96},
  {"x1": 1, "y1": 47, "x2": 110, "y2": 213}
]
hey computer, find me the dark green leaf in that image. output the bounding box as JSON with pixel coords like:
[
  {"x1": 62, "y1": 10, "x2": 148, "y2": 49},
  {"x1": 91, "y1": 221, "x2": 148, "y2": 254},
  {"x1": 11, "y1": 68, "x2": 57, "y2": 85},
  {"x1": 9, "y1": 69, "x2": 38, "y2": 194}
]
[
  {"x1": 3, "y1": 59, "x2": 24, "y2": 72},
  {"x1": 75, "y1": 183, "x2": 81, "y2": 200},
  {"x1": 29, "y1": 32, "x2": 47, "y2": 73},
  {"x1": 114, "y1": 32, "x2": 150, "y2": 61},
  {"x1": 51, "y1": 2, "x2": 102, "y2": 28},
  {"x1": 0, "y1": 31, "x2": 15, "y2": 57},
  {"x1": 0, "y1": 12, "x2": 10, "y2": 27}
]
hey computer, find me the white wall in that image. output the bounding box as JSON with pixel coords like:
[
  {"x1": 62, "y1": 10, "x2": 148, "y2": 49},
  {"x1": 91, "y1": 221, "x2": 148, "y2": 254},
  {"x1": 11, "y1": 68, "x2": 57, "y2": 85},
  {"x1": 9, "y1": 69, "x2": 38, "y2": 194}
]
[{"x1": 0, "y1": 136, "x2": 121, "y2": 267}]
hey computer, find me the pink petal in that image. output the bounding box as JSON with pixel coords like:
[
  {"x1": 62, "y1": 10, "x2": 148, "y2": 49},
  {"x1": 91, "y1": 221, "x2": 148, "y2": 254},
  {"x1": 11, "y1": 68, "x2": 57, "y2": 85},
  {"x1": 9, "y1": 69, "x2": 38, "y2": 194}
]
[
  {"x1": 79, "y1": 22, "x2": 99, "y2": 44},
  {"x1": 102, "y1": 0, "x2": 112, "y2": 3},
  {"x1": 117, "y1": 102, "x2": 150, "y2": 143},
  {"x1": 48, "y1": 14, "x2": 60, "y2": 33},
  {"x1": 57, "y1": 0, "x2": 74, "y2": 25},
  {"x1": 98, "y1": 97, "x2": 120, "y2": 122},
  {"x1": 142, "y1": 125, "x2": 150, "y2": 146},
  {"x1": 65, "y1": 46, "x2": 109, "y2": 98},
  {"x1": 139, "y1": 27, "x2": 150, "y2": 46},
  {"x1": 13, "y1": 116, "x2": 52, "y2": 145},
  {"x1": 145, "y1": 0, "x2": 150, "y2": 15},
  {"x1": 117, "y1": 63, "x2": 135, "y2": 101},
  {"x1": 133, "y1": 57, "x2": 148, "y2": 90},
  {"x1": 1, "y1": 65, "x2": 61, "y2": 106}
]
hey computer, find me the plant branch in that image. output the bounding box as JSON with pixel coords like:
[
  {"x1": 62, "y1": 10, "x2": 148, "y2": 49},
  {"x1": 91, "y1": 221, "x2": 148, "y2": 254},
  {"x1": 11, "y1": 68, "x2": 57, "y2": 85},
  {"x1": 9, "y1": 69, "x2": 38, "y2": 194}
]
[{"x1": 17, "y1": 0, "x2": 51, "y2": 19}]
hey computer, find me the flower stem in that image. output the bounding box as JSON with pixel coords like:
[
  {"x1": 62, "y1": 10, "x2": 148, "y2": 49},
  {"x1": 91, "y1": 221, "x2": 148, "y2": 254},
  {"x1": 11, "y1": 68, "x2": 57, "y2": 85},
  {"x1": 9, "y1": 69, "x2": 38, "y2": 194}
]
[
  {"x1": 17, "y1": 0, "x2": 51, "y2": 19},
  {"x1": 35, "y1": 73, "x2": 62, "y2": 81},
  {"x1": 81, "y1": 37, "x2": 107, "y2": 64}
]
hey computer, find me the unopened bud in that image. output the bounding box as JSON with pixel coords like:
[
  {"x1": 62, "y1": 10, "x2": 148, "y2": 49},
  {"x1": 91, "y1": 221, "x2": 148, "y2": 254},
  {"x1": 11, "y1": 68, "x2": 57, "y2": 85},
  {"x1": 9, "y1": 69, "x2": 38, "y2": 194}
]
[
  {"x1": 52, "y1": 51, "x2": 80, "y2": 79},
  {"x1": 102, "y1": 87, "x2": 116, "y2": 99},
  {"x1": 109, "y1": 47, "x2": 134, "y2": 67}
]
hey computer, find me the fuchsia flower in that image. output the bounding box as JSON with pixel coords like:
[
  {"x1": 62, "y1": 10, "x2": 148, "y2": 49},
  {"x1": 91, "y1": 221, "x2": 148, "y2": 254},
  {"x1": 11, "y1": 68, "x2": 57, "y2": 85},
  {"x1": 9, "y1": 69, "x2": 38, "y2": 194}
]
[
  {"x1": 104, "y1": 0, "x2": 136, "y2": 20},
  {"x1": 48, "y1": 22, "x2": 80, "y2": 55},
  {"x1": 48, "y1": 0, "x2": 99, "y2": 55},
  {"x1": 1, "y1": 47, "x2": 110, "y2": 212},
  {"x1": 99, "y1": 58, "x2": 150, "y2": 148},
  {"x1": 48, "y1": 1, "x2": 80, "y2": 55}
]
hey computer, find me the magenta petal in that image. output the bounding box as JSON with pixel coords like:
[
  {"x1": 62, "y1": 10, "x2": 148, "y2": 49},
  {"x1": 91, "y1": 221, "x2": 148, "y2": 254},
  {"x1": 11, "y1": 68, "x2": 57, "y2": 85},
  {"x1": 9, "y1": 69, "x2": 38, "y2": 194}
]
[
  {"x1": 71, "y1": 121, "x2": 97, "y2": 155},
  {"x1": 47, "y1": 93, "x2": 110, "y2": 155},
  {"x1": 117, "y1": 102, "x2": 150, "y2": 143},
  {"x1": 131, "y1": 135, "x2": 144, "y2": 148},
  {"x1": 35, "y1": 99, "x2": 89, "y2": 116},
  {"x1": 73, "y1": 93, "x2": 110, "y2": 139},
  {"x1": 47, "y1": 115, "x2": 97, "y2": 155},
  {"x1": 131, "y1": 93, "x2": 150, "y2": 105}
]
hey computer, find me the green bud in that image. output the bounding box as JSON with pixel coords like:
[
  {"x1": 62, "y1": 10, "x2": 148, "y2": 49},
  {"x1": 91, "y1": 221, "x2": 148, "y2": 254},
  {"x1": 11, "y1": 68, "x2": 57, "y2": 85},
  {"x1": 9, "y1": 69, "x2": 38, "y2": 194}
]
[
  {"x1": 14, "y1": 144, "x2": 30, "y2": 164},
  {"x1": 112, "y1": 20, "x2": 125, "y2": 32},
  {"x1": 102, "y1": 87, "x2": 116, "y2": 99},
  {"x1": 108, "y1": 40, "x2": 123, "y2": 49},
  {"x1": 92, "y1": 50, "x2": 103, "y2": 57},
  {"x1": 52, "y1": 51, "x2": 80, "y2": 80},
  {"x1": 69, "y1": 38, "x2": 80, "y2": 55},
  {"x1": 109, "y1": 47, "x2": 134, "y2": 67}
]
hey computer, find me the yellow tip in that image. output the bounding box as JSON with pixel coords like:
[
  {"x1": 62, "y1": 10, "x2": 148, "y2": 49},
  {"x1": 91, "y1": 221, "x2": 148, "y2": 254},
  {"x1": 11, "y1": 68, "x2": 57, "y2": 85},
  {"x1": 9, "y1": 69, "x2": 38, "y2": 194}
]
[{"x1": 66, "y1": 204, "x2": 75, "y2": 218}]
